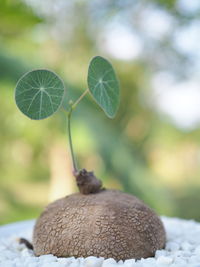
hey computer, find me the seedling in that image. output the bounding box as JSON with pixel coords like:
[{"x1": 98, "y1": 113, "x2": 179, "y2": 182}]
[
  {"x1": 15, "y1": 56, "x2": 119, "y2": 191},
  {"x1": 15, "y1": 56, "x2": 165, "y2": 260}
]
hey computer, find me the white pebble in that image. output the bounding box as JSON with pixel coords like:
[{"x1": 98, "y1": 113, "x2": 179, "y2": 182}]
[
  {"x1": 173, "y1": 250, "x2": 183, "y2": 258},
  {"x1": 84, "y1": 256, "x2": 104, "y2": 267},
  {"x1": 174, "y1": 257, "x2": 187, "y2": 265},
  {"x1": 181, "y1": 242, "x2": 192, "y2": 251},
  {"x1": 0, "y1": 260, "x2": 15, "y2": 267},
  {"x1": 194, "y1": 246, "x2": 200, "y2": 255},
  {"x1": 189, "y1": 255, "x2": 200, "y2": 263},
  {"x1": 155, "y1": 250, "x2": 167, "y2": 258},
  {"x1": 102, "y1": 264, "x2": 117, "y2": 267},
  {"x1": 0, "y1": 246, "x2": 6, "y2": 252},
  {"x1": 102, "y1": 258, "x2": 117, "y2": 267},
  {"x1": 166, "y1": 242, "x2": 180, "y2": 251},
  {"x1": 24, "y1": 256, "x2": 38, "y2": 265},
  {"x1": 41, "y1": 263, "x2": 62, "y2": 267},
  {"x1": 1, "y1": 250, "x2": 17, "y2": 260},
  {"x1": 27, "y1": 263, "x2": 39, "y2": 267},
  {"x1": 141, "y1": 258, "x2": 156, "y2": 264},
  {"x1": 57, "y1": 257, "x2": 74, "y2": 264},
  {"x1": 78, "y1": 257, "x2": 85, "y2": 265},
  {"x1": 39, "y1": 254, "x2": 57, "y2": 262},
  {"x1": 21, "y1": 248, "x2": 31, "y2": 257},
  {"x1": 123, "y1": 259, "x2": 135, "y2": 266},
  {"x1": 16, "y1": 244, "x2": 26, "y2": 251},
  {"x1": 69, "y1": 262, "x2": 81, "y2": 267},
  {"x1": 157, "y1": 256, "x2": 173, "y2": 265}
]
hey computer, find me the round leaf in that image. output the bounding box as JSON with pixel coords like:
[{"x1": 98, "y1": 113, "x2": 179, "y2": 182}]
[
  {"x1": 15, "y1": 69, "x2": 65, "y2": 120},
  {"x1": 87, "y1": 56, "x2": 120, "y2": 118}
]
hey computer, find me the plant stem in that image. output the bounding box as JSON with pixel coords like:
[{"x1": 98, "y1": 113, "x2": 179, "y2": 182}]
[
  {"x1": 67, "y1": 88, "x2": 89, "y2": 172},
  {"x1": 67, "y1": 109, "x2": 77, "y2": 172},
  {"x1": 71, "y1": 88, "x2": 89, "y2": 109}
]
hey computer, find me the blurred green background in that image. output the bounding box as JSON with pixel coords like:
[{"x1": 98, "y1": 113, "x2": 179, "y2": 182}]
[{"x1": 0, "y1": 0, "x2": 200, "y2": 225}]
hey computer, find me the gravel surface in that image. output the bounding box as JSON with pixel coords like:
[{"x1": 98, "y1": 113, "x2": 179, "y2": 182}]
[{"x1": 0, "y1": 217, "x2": 200, "y2": 267}]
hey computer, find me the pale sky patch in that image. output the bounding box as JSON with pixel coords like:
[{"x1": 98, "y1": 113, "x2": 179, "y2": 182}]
[
  {"x1": 140, "y1": 8, "x2": 173, "y2": 40},
  {"x1": 177, "y1": 0, "x2": 200, "y2": 15},
  {"x1": 100, "y1": 25, "x2": 142, "y2": 61},
  {"x1": 152, "y1": 73, "x2": 200, "y2": 130}
]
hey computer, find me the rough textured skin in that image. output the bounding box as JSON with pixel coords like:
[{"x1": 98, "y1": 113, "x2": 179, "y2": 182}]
[
  {"x1": 33, "y1": 190, "x2": 166, "y2": 261},
  {"x1": 74, "y1": 169, "x2": 103, "y2": 194}
]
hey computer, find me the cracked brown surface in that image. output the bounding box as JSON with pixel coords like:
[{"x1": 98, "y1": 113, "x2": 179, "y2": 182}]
[{"x1": 33, "y1": 190, "x2": 166, "y2": 261}]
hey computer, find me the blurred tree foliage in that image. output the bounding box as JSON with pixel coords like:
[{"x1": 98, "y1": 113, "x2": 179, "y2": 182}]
[
  {"x1": 0, "y1": 0, "x2": 41, "y2": 37},
  {"x1": 0, "y1": 0, "x2": 200, "y2": 224}
]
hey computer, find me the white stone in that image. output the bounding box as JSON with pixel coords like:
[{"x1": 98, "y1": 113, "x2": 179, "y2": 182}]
[
  {"x1": 155, "y1": 250, "x2": 167, "y2": 258},
  {"x1": 69, "y1": 261, "x2": 81, "y2": 267},
  {"x1": 39, "y1": 254, "x2": 57, "y2": 262},
  {"x1": 101, "y1": 263, "x2": 117, "y2": 267},
  {"x1": 27, "y1": 263, "x2": 39, "y2": 267},
  {"x1": 42, "y1": 263, "x2": 62, "y2": 267},
  {"x1": 166, "y1": 242, "x2": 180, "y2": 251},
  {"x1": 0, "y1": 260, "x2": 15, "y2": 267},
  {"x1": 173, "y1": 257, "x2": 187, "y2": 265},
  {"x1": 181, "y1": 242, "x2": 192, "y2": 251},
  {"x1": 141, "y1": 258, "x2": 156, "y2": 264},
  {"x1": 194, "y1": 246, "x2": 200, "y2": 255},
  {"x1": 173, "y1": 250, "x2": 183, "y2": 258},
  {"x1": 77, "y1": 257, "x2": 85, "y2": 265},
  {"x1": 0, "y1": 245, "x2": 6, "y2": 252},
  {"x1": 57, "y1": 257, "x2": 75, "y2": 264},
  {"x1": 24, "y1": 256, "x2": 39, "y2": 265},
  {"x1": 102, "y1": 258, "x2": 117, "y2": 267},
  {"x1": 188, "y1": 255, "x2": 200, "y2": 263},
  {"x1": 20, "y1": 248, "x2": 31, "y2": 257},
  {"x1": 123, "y1": 259, "x2": 136, "y2": 267},
  {"x1": 84, "y1": 256, "x2": 104, "y2": 267},
  {"x1": 157, "y1": 256, "x2": 173, "y2": 264},
  {"x1": 1, "y1": 250, "x2": 17, "y2": 260}
]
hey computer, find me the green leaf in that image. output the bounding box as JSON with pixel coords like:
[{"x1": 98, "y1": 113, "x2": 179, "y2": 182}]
[
  {"x1": 87, "y1": 56, "x2": 120, "y2": 118},
  {"x1": 15, "y1": 69, "x2": 65, "y2": 120}
]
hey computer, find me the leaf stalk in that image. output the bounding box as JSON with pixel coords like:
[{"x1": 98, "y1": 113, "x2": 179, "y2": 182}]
[{"x1": 71, "y1": 88, "x2": 89, "y2": 109}]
